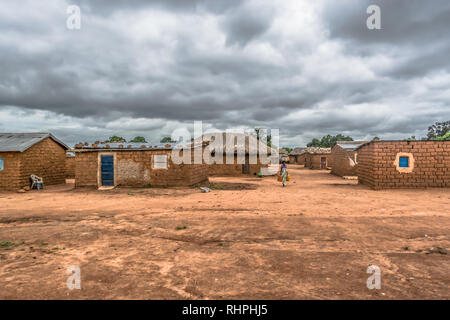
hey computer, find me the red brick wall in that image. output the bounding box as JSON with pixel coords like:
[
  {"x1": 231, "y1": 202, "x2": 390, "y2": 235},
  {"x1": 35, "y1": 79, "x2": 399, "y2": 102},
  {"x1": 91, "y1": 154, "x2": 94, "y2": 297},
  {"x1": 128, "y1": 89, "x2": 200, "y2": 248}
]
[
  {"x1": 0, "y1": 152, "x2": 22, "y2": 190},
  {"x1": 357, "y1": 141, "x2": 450, "y2": 189},
  {"x1": 305, "y1": 153, "x2": 331, "y2": 169},
  {"x1": 331, "y1": 145, "x2": 357, "y2": 176},
  {"x1": 75, "y1": 149, "x2": 208, "y2": 187}
]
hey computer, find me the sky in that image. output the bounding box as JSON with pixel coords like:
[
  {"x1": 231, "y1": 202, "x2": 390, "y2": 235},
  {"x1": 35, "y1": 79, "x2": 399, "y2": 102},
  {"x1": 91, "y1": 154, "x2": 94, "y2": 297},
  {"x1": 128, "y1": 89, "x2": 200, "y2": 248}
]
[{"x1": 0, "y1": 0, "x2": 449, "y2": 147}]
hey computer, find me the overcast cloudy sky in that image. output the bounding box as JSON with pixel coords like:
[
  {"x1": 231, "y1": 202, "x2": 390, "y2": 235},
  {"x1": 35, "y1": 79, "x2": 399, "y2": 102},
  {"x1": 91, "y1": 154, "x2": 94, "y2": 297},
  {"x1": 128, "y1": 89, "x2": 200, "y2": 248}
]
[{"x1": 0, "y1": 0, "x2": 449, "y2": 147}]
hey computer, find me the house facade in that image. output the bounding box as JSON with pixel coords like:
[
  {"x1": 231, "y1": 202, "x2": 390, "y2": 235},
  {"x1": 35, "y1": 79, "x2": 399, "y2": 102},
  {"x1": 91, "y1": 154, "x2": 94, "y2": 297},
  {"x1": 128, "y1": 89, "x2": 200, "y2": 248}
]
[
  {"x1": 288, "y1": 148, "x2": 306, "y2": 165},
  {"x1": 74, "y1": 142, "x2": 208, "y2": 188},
  {"x1": 304, "y1": 147, "x2": 332, "y2": 169},
  {"x1": 331, "y1": 141, "x2": 368, "y2": 177},
  {"x1": 356, "y1": 140, "x2": 450, "y2": 190},
  {"x1": 198, "y1": 133, "x2": 275, "y2": 176},
  {"x1": 0, "y1": 133, "x2": 69, "y2": 190}
]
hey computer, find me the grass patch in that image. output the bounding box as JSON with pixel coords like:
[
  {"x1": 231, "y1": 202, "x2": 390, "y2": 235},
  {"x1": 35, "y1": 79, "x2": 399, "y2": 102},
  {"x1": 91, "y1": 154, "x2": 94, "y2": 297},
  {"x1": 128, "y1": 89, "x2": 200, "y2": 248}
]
[
  {"x1": 0, "y1": 241, "x2": 18, "y2": 248},
  {"x1": 176, "y1": 225, "x2": 187, "y2": 230},
  {"x1": 128, "y1": 190, "x2": 135, "y2": 195}
]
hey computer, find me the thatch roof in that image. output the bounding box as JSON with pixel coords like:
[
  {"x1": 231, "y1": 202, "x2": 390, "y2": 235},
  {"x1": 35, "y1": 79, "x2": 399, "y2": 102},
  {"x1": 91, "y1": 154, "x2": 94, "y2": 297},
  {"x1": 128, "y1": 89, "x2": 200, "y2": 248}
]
[{"x1": 194, "y1": 132, "x2": 275, "y2": 155}]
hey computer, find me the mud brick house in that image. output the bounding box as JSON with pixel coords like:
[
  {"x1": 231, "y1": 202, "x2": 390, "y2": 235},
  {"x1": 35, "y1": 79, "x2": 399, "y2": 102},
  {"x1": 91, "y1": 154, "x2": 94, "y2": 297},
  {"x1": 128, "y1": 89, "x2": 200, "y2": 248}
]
[
  {"x1": 279, "y1": 148, "x2": 289, "y2": 163},
  {"x1": 356, "y1": 140, "x2": 450, "y2": 190},
  {"x1": 0, "y1": 133, "x2": 69, "y2": 190},
  {"x1": 196, "y1": 133, "x2": 275, "y2": 176},
  {"x1": 66, "y1": 151, "x2": 76, "y2": 179},
  {"x1": 331, "y1": 141, "x2": 368, "y2": 177},
  {"x1": 288, "y1": 148, "x2": 306, "y2": 165},
  {"x1": 304, "y1": 147, "x2": 332, "y2": 169},
  {"x1": 74, "y1": 142, "x2": 208, "y2": 188}
]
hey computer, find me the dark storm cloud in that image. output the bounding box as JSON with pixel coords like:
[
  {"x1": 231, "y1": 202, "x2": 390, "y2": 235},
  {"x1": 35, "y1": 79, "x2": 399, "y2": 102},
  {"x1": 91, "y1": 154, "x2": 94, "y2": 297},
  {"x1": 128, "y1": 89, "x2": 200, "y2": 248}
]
[
  {"x1": 220, "y1": 4, "x2": 274, "y2": 46},
  {"x1": 323, "y1": 0, "x2": 450, "y2": 78},
  {"x1": 0, "y1": 0, "x2": 449, "y2": 146},
  {"x1": 76, "y1": 0, "x2": 244, "y2": 15}
]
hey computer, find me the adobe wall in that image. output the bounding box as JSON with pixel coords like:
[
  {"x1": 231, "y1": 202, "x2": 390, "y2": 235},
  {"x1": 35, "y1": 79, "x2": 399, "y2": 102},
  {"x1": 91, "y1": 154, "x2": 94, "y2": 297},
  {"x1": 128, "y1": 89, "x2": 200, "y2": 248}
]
[
  {"x1": 331, "y1": 145, "x2": 357, "y2": 176},
  {"x1": 289, "y1": 154, "x2": 306, "y2": 165},
  {"x1": 75, "y1": 149, "x2": 208, "y2": 188},
  {"x1": 19, "y1": 138, "x2": 67, "y2": 188},
  {"x1": 0, "y1": 152, "x2": 22, "y2": 190},
  {"x1": 205, "y1": 154, "x2": 268, "y2": 176},
  {"x1": 305, "y1": 154, "x2": 331, "y2": 169},
  {"x1": 66, "y1": 156, "x2": 76, "y2": 179},
  {"x1": 357, "y1": 141, "x2": 450, "y2": 190},
  {"x1": 75, "y1": 151, "x2": 98, "y2": 187}
]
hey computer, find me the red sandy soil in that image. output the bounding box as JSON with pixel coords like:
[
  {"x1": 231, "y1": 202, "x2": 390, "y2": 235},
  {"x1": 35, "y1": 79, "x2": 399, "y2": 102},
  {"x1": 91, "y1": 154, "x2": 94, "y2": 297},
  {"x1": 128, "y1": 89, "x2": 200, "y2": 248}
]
[{"x1": 0, "y1": 166, "x2": 449, "y2": 299}]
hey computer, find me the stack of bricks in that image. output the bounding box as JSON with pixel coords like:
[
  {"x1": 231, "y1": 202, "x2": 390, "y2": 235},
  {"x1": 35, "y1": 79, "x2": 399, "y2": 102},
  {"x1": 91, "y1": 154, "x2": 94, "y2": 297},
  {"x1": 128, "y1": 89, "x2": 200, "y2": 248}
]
[{"x1": 357, "y1": 141, "x2": 450, "y2": 190}]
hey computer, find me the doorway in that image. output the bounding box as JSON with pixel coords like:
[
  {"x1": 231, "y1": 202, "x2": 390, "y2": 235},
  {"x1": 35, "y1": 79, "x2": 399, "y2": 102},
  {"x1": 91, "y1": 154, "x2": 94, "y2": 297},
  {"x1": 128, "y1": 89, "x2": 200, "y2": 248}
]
[
  {"x1": 320, "y1": 157, "x2": 327, "y2": 169},
  {"x1": 101, "y1": 155, "x2": 114, "y2": 186}
]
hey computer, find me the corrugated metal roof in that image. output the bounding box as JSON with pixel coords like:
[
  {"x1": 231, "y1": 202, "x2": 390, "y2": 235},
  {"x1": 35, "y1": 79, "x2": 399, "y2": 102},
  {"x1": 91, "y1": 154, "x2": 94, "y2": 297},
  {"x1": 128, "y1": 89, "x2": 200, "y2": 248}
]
[
  {"x1": 74, "y1": 141, "x2": 204, "y2": 151},
  {"x1": 0, "y1": 133, "x2": 69, "y2": 152},
  {"x1": 335, "y1": 141, "x2": 369, "y2": 151}
]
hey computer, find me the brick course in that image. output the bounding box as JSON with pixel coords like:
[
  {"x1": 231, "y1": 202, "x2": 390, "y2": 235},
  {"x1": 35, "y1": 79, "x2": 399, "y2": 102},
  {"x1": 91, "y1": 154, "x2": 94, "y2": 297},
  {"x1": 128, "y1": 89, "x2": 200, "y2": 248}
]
[{"x1": 357, "y1": 141, "x2": 450, "y2": 190}]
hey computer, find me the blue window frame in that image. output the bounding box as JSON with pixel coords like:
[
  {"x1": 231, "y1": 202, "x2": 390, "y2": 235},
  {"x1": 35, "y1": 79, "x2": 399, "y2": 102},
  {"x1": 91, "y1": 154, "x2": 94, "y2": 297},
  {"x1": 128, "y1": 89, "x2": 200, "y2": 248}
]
[
  {"x1": 0, "y1": 157, "x2": 3, "y2": 171},
  {"x1": 399, "y1": 156, "x2": 409, "y2": 168}
]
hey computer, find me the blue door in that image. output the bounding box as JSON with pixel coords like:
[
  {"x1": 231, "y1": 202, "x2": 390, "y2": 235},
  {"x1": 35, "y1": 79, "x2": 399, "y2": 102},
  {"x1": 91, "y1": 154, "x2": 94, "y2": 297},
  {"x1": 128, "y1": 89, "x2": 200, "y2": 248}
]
[{"x1": 101, "y1": 155, "x2": 114, "y2": 186}]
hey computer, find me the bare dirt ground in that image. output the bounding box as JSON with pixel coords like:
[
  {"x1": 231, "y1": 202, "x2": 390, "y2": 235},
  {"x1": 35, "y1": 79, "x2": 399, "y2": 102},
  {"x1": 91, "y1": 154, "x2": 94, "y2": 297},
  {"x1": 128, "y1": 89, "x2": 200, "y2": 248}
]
[{"x1": 0, "y1": 166, "x2": 449, "y2": 299}]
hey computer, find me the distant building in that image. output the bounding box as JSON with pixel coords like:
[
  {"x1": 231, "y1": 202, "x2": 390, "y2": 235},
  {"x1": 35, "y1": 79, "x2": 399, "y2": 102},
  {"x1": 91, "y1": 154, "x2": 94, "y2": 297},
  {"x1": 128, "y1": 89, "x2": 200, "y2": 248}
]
[
  {"x1": 279, "y1": 148, "x2": 289, "y2": 163},
  {"x1": 65, "y1": 151, "x2": 76, "y2": 179},
  {"x1": 196, "y1": 133, "x2": 275, "y2": 176},
  {"x1": 288, "y1": 148, "x2": 306, "y2": 165},
  {"x1": 331, "y1": 141, "x2": 368, "y2": 177},
  {"x1": 0, "y1": 133, "x2": 69, "y2": 190},
  {"x1": 304, "y1": 147, "x2": 332, "y2": 169},
  {"x1": 356, "y1": 140, "x2": 450, "y2": 190}
]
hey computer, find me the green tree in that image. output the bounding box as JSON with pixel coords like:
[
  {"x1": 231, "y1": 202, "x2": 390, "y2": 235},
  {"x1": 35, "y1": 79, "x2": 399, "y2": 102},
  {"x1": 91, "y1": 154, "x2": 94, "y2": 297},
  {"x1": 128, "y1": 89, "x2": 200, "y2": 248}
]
[
  {"x1": 436, "y1": 132, "x2": 450, "y2": 141},
  {"x1": 403, "y1": 136, "x2": 416, "y2": 141},
  {"x1": 130, "y1": 136, "x2": 147, "y2": 143},
  {"x1": 283, "y1": 147, "x2": 293, "y2": 153},
  {"x1": 427, "y1": 121, "x2": 450, "y2": 140},
  {"x1": 160, "y1": 136, "x2": 176, "y2": 143},
  {"x1": 106, "y1": 136, "x2": 126, "y2": 143},
  {"x1": 307, "y1": 134, "x2": 353, "y2": 148}
]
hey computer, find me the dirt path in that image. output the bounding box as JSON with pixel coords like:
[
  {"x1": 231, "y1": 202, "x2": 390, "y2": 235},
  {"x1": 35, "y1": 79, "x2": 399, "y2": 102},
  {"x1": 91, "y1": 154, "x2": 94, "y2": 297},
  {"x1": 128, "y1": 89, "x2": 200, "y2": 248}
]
[{"x1": 0, "y1": 166, "x2": 449, "y2": 299}]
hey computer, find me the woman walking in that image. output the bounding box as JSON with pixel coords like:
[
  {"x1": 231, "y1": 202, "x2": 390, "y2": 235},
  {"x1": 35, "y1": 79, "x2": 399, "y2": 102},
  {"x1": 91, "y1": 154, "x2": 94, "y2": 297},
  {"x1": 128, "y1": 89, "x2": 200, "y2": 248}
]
[{"x1": 280, "y1": 161, "x2": 288, "y2": 187}]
